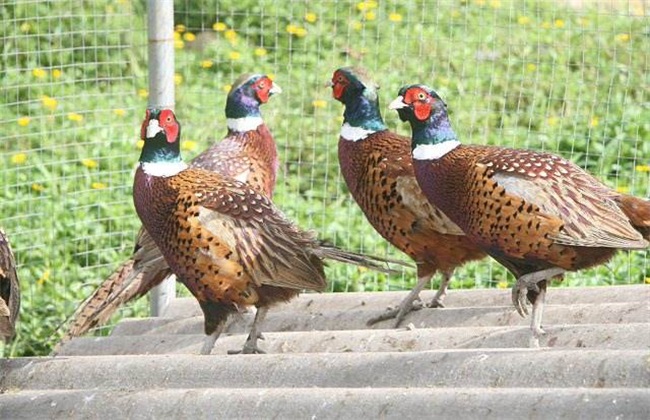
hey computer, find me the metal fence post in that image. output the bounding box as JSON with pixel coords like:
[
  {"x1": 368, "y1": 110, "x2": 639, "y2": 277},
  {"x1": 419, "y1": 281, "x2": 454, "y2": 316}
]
[{"x1": 147, "y1": 0, "x2": 175, "y2": 316}]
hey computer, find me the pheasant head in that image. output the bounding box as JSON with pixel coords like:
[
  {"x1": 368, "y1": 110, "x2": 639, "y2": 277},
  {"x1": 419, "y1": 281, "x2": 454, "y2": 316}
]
[
  {"x1": 138, "y1": 108, "x2": 187, "y2": 176},
  {"x1": 226, "y1": 74, "x2": 281, "y2": 131},
  {"x1": 389, "y1": 85, "x2": 459, "y2": 160}
]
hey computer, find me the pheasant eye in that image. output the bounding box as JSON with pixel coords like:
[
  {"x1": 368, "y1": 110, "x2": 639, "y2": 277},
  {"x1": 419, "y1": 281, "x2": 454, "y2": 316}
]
[
  {"x1": 417, "y1": 92, "x2": 426, "y2": 100},
  {"x1": 258, "y1": 81, "x2": 266, "y2": 89}
]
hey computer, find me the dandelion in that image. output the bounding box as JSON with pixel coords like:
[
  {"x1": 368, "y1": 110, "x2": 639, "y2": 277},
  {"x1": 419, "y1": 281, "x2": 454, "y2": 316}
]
[
  {"x1": 351, "y1": 20, "x2": 363, "y2": 31},
  {"x1": 224, "y1": 29, "x2": 238, "y2": 43},
  {"x1": 183, "y1": 32, "x2": 196, "y2": 42},
  {"x1": 17, "y1": 117, "x2": 30, "y2": 127},
  {"x1": 37, "y1": 269, "x2": 51, "y2": 286},
  {"x1": 10, "y1": 153, "x2": 27, "y2": 165},
  {"x1": 388, "y1": 13, "x2": 403, "y2": 22},
  {"x1": 181, "y1": 140, "x2": 198, "y2": 152},
  {"x1": 19, "y1": 22, "x2": 31, "y2": 33},
  {"x1": 305, "y1": 12, "x2": 317, "y2": 23},
  {"x1": 615, "y1": 33, "x2": 630, "y2": 43},
  {"x1": 635, "y1": 165, "x2": 650, "y2": 173},
  {"x1": 175, "y1": 24, "x2": 186, "y2": 33},
  {"x1": 267, "y1": 73, "x2": 276, "y2": 81},
  {"x1": 222, "y1": 84, "x2": 232, "y2": 93},
  {"x1": 174, "y1": 39, "x2": 185, "y2": 49},
  {"x1": 645, "y1": 277, "x2": 650, "y2": 285},
  {"x1": 547, "y1": 116, "x2": 559, "y2": 127},
  {"x1": 81, "y1": 158, "x2": 98, "y2": 169},
  {"x1": 554, "y1": 19, "x2": 565, "y2": 28},
  {"x1": 41, "y1": 95, "x2": 58, "y2": 111},
  {"x1": 68, "y1": 113, "x2": 84, "y2": 123},
  {"x1": 113, "y1": 108, "x2": 126, "y2": 117},
  {"x1": 91, "y1": 182, "x2": 108, "y2": 190},
  {"x1": 589, "y1": 116, "x2": 599, "y2": 128},
  {"x1": 254, "y1": 47, "x2": 267, "y2": 57},
  {"x1": 228, "y1": 51, "x2": 241, "y2": 61},
  {"x1": 52, "y1": 69, "x2": 62, "y2": 79},
  {"x1": 31, "y1": 183, "x2": 45, "y2": 193},
  {"x1": 174, "y1": 73, "x2": 183, "y2": 85},
  {"x1": 497, "y1": 281, "x2": 508, "y2": 289},
  {"x1": 365, "y1": 11, "x2": 376, "y2": 21},
  {"x1": 32, "y1": 68, "x2": 46, "y2": 79},
  {"x1": 200, "y1": 60, "x2": 213, "y2": 69},
  {"x1": 526, "y1": 63, "x2": 537, "y2": 72},
  {"x1": 136, "y1": 140, "x2": 144, "y2": 149},
  {"x1": 213, "y1": 22, "x2": 227, "y2": 32},
  {"x1": 312, "y1": 99, "x2": 327, "y2": 109},
  {"x1": 615, "y1": 186, "x2": 629, "y2": 193},
  {"x1": 357, "y1": 1, "x2": 377, "y2": 11},
  {"x1": 517, "y1": 16, "x2": 531, "y2": 25},
  {"x1": 138, "y1": 89, "x2": 149, "y2": 98},
  {"x1": 286, "y1": 24, "x2": 307, "y2": 37}
]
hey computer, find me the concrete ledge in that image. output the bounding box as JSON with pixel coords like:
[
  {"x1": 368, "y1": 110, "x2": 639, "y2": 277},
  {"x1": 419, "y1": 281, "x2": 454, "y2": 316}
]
[
  {"x1": 3, "y1": 350, "x2": 648, "y2": 390},
  {"x1": 1, "y1": 388, "x2": 649, "y2": 420}
]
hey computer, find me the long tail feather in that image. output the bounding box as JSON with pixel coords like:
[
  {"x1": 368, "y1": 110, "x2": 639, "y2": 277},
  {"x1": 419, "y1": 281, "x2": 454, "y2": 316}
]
[
  {"x1": 616, "y1": 194, "x2": 650, "y2": 241},
  {"x1": 315, "y1": 241, "x2": 411, "y2": 274}
]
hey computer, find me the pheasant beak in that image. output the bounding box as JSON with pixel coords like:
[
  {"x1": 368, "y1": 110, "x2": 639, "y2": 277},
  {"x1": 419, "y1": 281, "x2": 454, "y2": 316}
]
[
  {"x1": 146, "y1": 118, "x2": 163, "y2": 139},
  {"x1": 388, "y1": 96, "x2": 407, "y2": 110},
  {"x1": 269, "y1": 82, "x2": 282, "y2": 96}
]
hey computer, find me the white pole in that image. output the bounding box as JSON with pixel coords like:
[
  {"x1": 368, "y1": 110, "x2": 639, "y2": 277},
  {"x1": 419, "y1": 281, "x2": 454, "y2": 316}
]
[{"x1": 147, "y1": 0, "x2": 176, "y2": 316}]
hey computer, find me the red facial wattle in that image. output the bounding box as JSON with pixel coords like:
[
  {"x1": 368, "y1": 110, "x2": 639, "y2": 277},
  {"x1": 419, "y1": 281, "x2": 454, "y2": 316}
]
[
  {"x1": 414, "y1": 101, "x2": 432, "y2": 121},
  {"x1": 257, "y1": 87, "x2": 270, "y2": 103},
  {"x1": 158, "y1": 109, "x2": 179, "y2": 144},
  {"x1": 333, "y1": 82, "x2": 345, "y2": 100}
]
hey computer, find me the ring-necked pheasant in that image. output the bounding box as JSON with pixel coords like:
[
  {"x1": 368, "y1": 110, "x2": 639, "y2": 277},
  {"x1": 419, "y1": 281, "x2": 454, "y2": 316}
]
[
  {"x1": 330, "y1": 67, "x2": 485, "y2": 327},
  {"x1": 390, "y1": 84, "x2": 650, "y2": 346},
  {"x1": 54, "y1": 74, "x2": 282, "y2": 352},
  {"x1": 134, "y1": 108, "x2": 403, "y2": 354},
  {"x1": 0, "y1": 229, "x2": 20, "y2": 345}
]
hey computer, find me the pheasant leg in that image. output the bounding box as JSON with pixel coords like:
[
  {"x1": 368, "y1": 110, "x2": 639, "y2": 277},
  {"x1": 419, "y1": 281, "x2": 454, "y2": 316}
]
[
  {"x1": 366, "y1": 273, "x2": 432, "y2": 327},
  {"x1": 228, "y1": 306, "x2": 268, "y2": 355},
  {"x1": 512, "y1": 267, "x2": 565, "y2": 317},
  {"x1": 200, "y1": 322, "x2": 226, "y2": 355}
]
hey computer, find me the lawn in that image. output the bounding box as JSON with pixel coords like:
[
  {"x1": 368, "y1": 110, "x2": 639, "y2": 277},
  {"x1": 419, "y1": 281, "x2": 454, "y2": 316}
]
[{"x1": 0, "y1": 0, "x2": 648, "y2": 356}]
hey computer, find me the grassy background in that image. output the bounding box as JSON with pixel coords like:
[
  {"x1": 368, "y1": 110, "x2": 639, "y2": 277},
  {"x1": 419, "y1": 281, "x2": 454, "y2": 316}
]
[{"x1": 1, "y1": 0, "x2": 648, "y2": 356}]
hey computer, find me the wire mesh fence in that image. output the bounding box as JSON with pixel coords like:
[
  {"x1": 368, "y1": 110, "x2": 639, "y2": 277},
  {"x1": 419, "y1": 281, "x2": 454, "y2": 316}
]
[{"x1": 1, "y1": 0, "x2": 648, "y2": 356}]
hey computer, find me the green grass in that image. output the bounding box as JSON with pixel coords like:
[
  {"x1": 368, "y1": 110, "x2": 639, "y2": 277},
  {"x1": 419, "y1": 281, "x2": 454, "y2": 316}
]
[{"x1": 1, "y1": 0, "x2": 648, "y2": 356}]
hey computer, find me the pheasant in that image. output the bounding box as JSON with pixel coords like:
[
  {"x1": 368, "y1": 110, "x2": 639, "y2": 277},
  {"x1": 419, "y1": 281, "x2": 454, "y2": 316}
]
[
  {"x1": 389, "y1": 84, "x2": 650, "y2": 346},
  {"x1": 54, "y1": 74, "x2": 282, "y2": 352},
  {"x1": 134, "y1": 108, "x2": 403, "y2": 354},
  {"x1": 330, "y1": 67, "x2": 485, "y2": 327},
  {"x1": 0, "y1": 229, "x2": 20, "y2": 345}
]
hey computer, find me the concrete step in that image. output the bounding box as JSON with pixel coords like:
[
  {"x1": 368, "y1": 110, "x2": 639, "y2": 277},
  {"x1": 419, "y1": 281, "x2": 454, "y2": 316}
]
[
  {"x1": 2, "y1": 388, "x2": 649, "y2": 420},
  {"x1": 56, "y1": 322, "x2": 650, "y2": 356},
  {"x1": 3, "y1": 349, "x2": 648, "y2": 390},
  {"x1": 162, "y1": 285, "x2": 650, "y2": 319},
  {"x1": 109, "y1": 301, "x2": 649, "y2": 337}
]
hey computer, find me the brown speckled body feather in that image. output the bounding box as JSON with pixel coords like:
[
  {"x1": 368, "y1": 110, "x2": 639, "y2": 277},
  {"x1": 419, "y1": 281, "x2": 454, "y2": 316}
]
[
  {"x1": 133, "y1": 166, "x2": 326, "y2": 334},
  {"x1": 339, "y1": 132, "x2": 485, "y2": 279},
  {"x1": 414, "y1": 144, "x2": 649, "y2": 279},
  {"x1": 0, "y1": 229, "x2": 20, "y2": 343}
]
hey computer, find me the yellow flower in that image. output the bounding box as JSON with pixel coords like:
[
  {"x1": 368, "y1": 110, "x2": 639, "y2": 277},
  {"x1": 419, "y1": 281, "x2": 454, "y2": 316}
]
[
  {"x1": 615, "y1": 186, "x2": 629, "y2": 193},
  {"x1": 10, "y1": 153, "x2": 27, "y2": 165},
  {"x1": 183, "y1": 32, "x2": 196, "y2": 42},
  {"x1": 32, "y1": 68, "x2": 47, "y2": 79},
  {"x1": 224, "y1": 29, "x2": 238, "y2": 42},
  {"x1": 254, "y1": 47, "x2": 267, "y2": 57},
  {"x1": 41, "y1": 95, "x2": 58, "y2": 111},
  {"x1": 615, "y1": 33, "x2": 630, "y2": 43},
  {"x1": 174, "y1": 39, "x2": 185, "y2": 49},
  {"x1": 174, "y1": 73, "x2": 183, "y2": 85},
  {"x1": 181, "y1": 140, "x2": 198, "y2": 152},
  {"x1": 365, "y1": 11, "x2": 376, "y2": 21},
  {"x1": 388, "y1": 13, "x2": 403, "y2": 22},
  {"x1": 497, "y1": 281, "x2": 508, "y2": 289},
  {"x1": 489, "y1": 0, "x2": 501, "y2": 8},
  {"x1": 31, "y1": 183, "x2": 45, "y2": 193},
  {"x1": 267, "y1": 73, "x2": 275, "y2": 81},
  {"x1": 68, "y1": 113, "x2": 84, "y2": 123},
  {"x1": 91, "y1": 182, "x2": 107, "y2": 190},
  {"x1": 305, "y1": 12, "x2": 317, "y2": 23},
  {"x1": 52, "y1": 69, "x2": 62, "y2": 79},
  {"x1": 351, "y1": 20, "x2": 363, "y2": 31},
  {"x1": 228, "y1": 51, "x2": 241, "y2": 61},
  {"x1": 589, "y1": 117, "x2": 599, "y2": 128},
  {"x1": 113, "y1": 108, "x2": 126, "y2": 117},
  {"x1": 175, "y1": 24, "x2": 186, "y2": 33},
  {"x1": 200, "y1": 60, "x2": 214, "y2": 69},
  {"x1": 37, "y1": 269, "x2": 51, "y2": 286},
  {"x1": 17, "y1": 117, "x2": 30, "y2": 127},
  {"x1": 554, "y1": 19, "x2": 565, "y2": 28},
  {"x1": 635, "y1": 165, "x2": 650, "y2": 173},
  {"x1": 222, "y1": 84, "x2": 232, "y2": 93},
  {"x1": 312, "y1": 99, "x2": 327, "y2": 109},
  {"x1": 526, "y1": 63, "x2": 537, "y2": 72},
  {"x1": 136, "y1": 140, "x2": 144, "y2": 149},
  {"x1": 81, "y1": 158, "x2": 98, "y2": 169},
  {"x1": 173, "y1": 32, "x2": 181, "y2": 41},
  {"x1": 138, "y1": 89, "x2": 149, "y2": 98},
  {"x1": 19, "y1": 22, "x2": 31, "y2": 33},
  {"x1": 517, "y1": 16, "x2": 531, "y2": 25},
  {"x1": 645, "y1": 277, "x2": 650, "y2": 285},
  {"x1": 547, "y1": 116, "x2": 559, "y2": 127},
  {"x1": 357, "y1": 1, "x2": 377, "y2": 11},
  {"x1": 213, "y1": 22, "x2": 227, "y2": 32}
]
